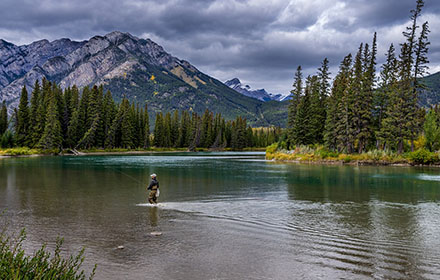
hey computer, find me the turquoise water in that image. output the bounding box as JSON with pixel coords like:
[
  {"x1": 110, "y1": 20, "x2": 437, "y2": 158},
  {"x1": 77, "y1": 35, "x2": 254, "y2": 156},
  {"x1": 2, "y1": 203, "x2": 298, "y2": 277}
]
[{"x1": 1, "y1": 152, "x2": 440, "y2": 279}]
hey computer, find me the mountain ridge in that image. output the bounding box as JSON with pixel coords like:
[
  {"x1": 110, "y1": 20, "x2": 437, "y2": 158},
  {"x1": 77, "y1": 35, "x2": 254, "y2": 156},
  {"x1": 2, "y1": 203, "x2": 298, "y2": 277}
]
[
  {"x1": 224, "y1": 78, "x2": 289, "y2": 102},
  {"x1": 0, "y1": 31, "x2": 287, "y2": 127}
]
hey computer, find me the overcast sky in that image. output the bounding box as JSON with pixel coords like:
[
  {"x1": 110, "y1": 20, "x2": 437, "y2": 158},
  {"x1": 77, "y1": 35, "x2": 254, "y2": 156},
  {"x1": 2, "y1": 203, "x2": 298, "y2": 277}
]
[{"x1": 1, "y1": 0, "x2": 439, "y2": 95}]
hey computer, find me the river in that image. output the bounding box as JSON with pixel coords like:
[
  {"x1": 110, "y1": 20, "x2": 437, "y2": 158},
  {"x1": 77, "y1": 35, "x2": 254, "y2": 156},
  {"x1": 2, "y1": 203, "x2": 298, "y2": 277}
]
[{"x1": 1, "y1": 152, "x2": 440, "y2": 279}]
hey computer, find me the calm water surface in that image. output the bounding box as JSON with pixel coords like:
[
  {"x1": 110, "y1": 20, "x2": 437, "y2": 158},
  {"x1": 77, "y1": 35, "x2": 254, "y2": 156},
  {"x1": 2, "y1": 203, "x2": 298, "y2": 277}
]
[{"x1": 1, "y1": 152, "x2": 440, "y2": 279}]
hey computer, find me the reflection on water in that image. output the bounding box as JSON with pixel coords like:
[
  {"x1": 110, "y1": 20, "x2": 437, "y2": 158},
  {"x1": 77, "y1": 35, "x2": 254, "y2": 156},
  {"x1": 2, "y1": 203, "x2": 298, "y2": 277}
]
[{"x1": 1, "y1": 153, "x2": 440, "y2": 279}]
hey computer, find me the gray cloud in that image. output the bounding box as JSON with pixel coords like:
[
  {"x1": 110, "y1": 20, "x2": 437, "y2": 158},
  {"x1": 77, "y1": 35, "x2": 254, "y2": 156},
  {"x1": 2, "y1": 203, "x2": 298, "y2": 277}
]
[{"x1": 0, "y1": 0, "x2": 439, "y2": 94}]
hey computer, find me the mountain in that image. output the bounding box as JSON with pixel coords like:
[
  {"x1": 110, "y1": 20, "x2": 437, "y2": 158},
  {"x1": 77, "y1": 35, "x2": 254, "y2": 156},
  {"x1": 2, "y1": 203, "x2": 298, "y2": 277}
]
[
  {"x1": 225, "y1": 78, "x2": 289, "y2": 101},
  {"x1": 0, "y1": 31, "x2": 287, "y2": 127},
  {"x1": 419, "y1": 71, "x2": 440, "y2": 107}
]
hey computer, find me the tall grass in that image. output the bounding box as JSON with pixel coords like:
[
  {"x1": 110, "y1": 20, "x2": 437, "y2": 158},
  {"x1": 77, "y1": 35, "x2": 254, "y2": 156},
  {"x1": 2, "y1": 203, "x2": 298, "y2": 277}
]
[
  {"x1": 0, "y1": 147, "x2": 40, "y2": 156},
  {"x1": 266, "y1": 144, "x2": 440, "y2": 165},
  {"x1": 0, "y1": 228, "x2": 96, "y2": 279}
]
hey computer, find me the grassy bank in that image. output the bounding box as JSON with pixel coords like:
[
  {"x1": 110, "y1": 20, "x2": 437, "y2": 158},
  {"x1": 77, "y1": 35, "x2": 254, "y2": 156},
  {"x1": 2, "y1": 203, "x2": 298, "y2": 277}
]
[
  {"x1": 0, "y1": 147, "x2": 42, "y2": 156},
  {"x1": 266, "y1": 143, "x2": 440, "y2": 166},
  {"x1": 0, "y1": 147, "x2": 266, "y2": 157}
]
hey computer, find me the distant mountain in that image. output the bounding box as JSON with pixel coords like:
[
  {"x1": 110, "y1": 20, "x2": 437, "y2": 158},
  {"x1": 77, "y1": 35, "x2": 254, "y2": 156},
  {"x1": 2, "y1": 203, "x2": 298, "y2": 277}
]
[
  {"x1": 0, "y1": 31, "x2": 287, "y2": 127},
  {"x1": 225, "y1": 78, "x2": 290, "y2": 102},
  {"x1": 419, "y1": 71, "x2": 440, "y2": 107}
]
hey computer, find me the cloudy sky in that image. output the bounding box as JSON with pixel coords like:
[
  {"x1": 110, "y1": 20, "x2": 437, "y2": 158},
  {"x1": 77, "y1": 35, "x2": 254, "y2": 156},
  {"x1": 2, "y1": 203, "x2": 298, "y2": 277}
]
[{"x1": 1, "y1": 0, "x2": 439, "y2": 95}]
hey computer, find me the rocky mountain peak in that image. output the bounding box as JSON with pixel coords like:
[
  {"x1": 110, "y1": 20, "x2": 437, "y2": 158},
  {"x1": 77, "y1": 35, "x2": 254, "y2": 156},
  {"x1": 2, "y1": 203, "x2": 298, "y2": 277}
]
[
  {"x1": 225, "y1": 77, "x2": 289, "y2": 102},
  {"x1": 225, "y1": 78, "x2": 241, "y2": 87}
]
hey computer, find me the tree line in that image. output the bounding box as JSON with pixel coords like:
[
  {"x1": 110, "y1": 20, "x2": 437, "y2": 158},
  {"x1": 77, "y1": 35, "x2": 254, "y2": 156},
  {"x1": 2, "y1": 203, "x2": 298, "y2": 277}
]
[
  {"x1": 0, "y1": 79, "x2": 280, "y2": 150},
  {"x1": 287, "y1": 0, "x2": 432, "y2": 154}
]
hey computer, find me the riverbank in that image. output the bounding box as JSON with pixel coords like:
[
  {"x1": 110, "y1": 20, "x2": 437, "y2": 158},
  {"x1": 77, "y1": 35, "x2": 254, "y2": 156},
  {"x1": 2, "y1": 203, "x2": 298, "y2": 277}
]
[
  {"x1": 0, "y1": 147, "x2": 266, "y2": 158},
  {"x1": 266, "y1": 143, "x2": 440, "y2": 167}
]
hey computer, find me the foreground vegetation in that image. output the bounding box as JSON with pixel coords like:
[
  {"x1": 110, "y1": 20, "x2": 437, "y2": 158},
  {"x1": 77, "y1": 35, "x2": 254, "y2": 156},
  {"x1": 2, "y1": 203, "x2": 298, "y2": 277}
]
[{"x1": 0, "y1": 228, "x2": 95, "y2": 279}]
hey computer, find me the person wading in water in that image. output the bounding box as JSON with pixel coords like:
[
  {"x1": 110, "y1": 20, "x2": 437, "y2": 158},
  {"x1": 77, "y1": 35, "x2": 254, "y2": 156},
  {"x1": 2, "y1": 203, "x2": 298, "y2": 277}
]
[{"x1": 147, "y1": 173, "x2": 160, "y2": 204}]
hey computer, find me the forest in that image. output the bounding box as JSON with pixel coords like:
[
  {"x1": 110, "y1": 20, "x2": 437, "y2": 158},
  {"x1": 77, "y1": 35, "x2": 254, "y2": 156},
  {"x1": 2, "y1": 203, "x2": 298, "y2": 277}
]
[
  {"x1": 284, "y1": 0, "x2": 439, "y2": 156},
  {"x1": 0, "y1": 79, "x2": 280, "y2": 151}
]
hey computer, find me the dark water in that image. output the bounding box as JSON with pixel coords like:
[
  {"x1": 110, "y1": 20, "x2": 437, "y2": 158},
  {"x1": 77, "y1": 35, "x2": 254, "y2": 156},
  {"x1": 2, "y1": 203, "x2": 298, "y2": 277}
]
[{"x1": 1, "y1": 152, "x2": 440, "y2": 279}]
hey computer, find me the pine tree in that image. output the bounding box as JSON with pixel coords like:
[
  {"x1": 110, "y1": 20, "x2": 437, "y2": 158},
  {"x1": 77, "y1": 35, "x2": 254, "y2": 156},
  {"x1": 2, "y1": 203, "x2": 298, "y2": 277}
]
[
  {"x1": 294, "y1": 76, "x2": 313, "y2": 145},
  {"x1": 120, "y1": 99, "x2": 134, "y2": 148},
  {"x1": 375, "y1": 44, "x2": 398, "y2": 149},
  {"x1": 154, "y1": 113, "x2": 164, "y2": 147},
  {"x1": 424, "y1": 109, "x2": 440, "y2": 151},
  {"x1": 102, "y1": 90, "x2": 116, "y2": 147},
  {"x1": 163, "y1": 112, "x2": 172, "y2": 147},
  {"x1": 0, "y1": 101, "x2": 7, "y2": 135},
  {"x1": 38, "y1": 91, "x2": 62, "y2": 151},
  {"x1": 67, "y1": 106, "x2": 81, "y2": 148},
  {"x1": 307, "y1": 75, "x2": 323, "y2": 144},
  {"x1": 143, "y1": 104, "x2": 150, "y2": 148},
  {"x1": 414, "y1": 21, "x2": 430, "y2": 81},
  {"x1": 334, "y1": 54, "x2": 354, "y2": 152},
  {"x1": 287, "y1": 66, "x2": 302, "y2": 146},
  {"x1": 324, "y1": 55, "x2": 352, "y2": 150},
  {"x1": 178, "y1": 110, "x2": 191, "y2": 148},
  {"x1": 15, "y1": 86, "x2": 30, "y2": 146},
  {"x1": 32, "y1": 80, "x2": 49, "y2": 146},
  {"x1": 188, "y1": 112, "x2": 201, "y2": 151},
  {"x1": 77, "y1": 87, "x2": 90, "y2": 138},
  {"x1": 171, "y1": 110, "x2": 180, "y2": 147},
  {"x1": 29, "y1": 80, "x2": 41, "y2": 147}
]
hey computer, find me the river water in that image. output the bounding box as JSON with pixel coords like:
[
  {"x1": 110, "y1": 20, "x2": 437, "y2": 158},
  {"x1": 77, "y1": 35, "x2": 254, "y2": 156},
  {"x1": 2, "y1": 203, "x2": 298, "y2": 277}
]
[{"x1": 1, "y1": 152, "x2": 440, "y2": 279}]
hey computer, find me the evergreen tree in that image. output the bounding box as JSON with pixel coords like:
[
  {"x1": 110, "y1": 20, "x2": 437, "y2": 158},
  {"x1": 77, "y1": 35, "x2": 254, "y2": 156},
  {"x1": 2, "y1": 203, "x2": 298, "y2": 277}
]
[
  {"x1": 38, "y1": 91, "x2": 62, "y2": 151},
  {"x1": 15, "y1": 86, "x2": 30, "y2": 146},
  {"x1": 333, "y1": 54, "x2": 354, "y2": 152},
  {"x1": 171, "y1": 110, "x2": 180, "y2": 147},
  {"x1": 102, "y1": 90, "x2": 116, "y2": 147},
  {"x1": 178, "y1": 110, "x2": 191, "y2": 148},
  {"x1": 0, "y1": 101, "x2": 7, "y2": 135},
  {"x1": 375, "y1": 44, "x2": 398, "y2": 149},
  {"x1": 424, "y1": 109, "x2": 440, "y2": 151},
  {"x1": 143, "y1": 104, "x2": 150, "y2": 148},
  {"x1": 29, "y1": 80, "x2": 41, "y2": 147},
  {"x1": 307, "y1": 75, "x2": 324, "y2": 144},
  {"x1": 120, "y1": 99, "x2": 134, "y2": 148},
  {"x1": 163, "y1": 112, "x2": 172, "y2": 147},
  {"x1": 188, "y1": 112, "x2": 201, "y2": 151},
  {"x1": 294, "y1": 76, "x2": 313, "y2": 145},
  {"x1": 154, "y1": 113, "x2": 164, "y2": 147},
  {"x1": 414, "y1": 21, "x2": 430, "y2": 81},
  {"x1": 287, "y1": 66, "x2": 302, "y2": 146}
]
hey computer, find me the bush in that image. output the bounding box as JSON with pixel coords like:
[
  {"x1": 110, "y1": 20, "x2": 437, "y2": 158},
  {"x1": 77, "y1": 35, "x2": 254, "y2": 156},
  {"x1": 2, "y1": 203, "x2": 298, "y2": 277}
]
[
  {"x1": 407, "y1": 148, "x2": 439, "y2": 165},
  {"x1": 266, "y1": 142, "x2": 279, "y2": 154},
  {"x1": 314, "y1": 146, "x2": 339, "y2": 159},
  {"x1": 0, "y1": 228, "x2": 96, "y2": 279}
]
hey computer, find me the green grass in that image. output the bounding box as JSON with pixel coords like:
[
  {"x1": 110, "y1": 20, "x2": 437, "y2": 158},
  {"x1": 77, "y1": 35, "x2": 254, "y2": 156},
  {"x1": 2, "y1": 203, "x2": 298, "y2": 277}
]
[
  {"x1": 266, "y1": 145, "x2": 440, "y2": 165},
  {"x1": 0, "y1": 147, "x2": 41, "y2": 156}
]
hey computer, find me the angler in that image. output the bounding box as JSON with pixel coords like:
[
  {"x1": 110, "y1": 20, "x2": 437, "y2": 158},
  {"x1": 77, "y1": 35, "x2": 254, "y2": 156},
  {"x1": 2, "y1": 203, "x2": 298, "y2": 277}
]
[{"x1": 147, "y1": 173, "x2": 160, "y2": 204}]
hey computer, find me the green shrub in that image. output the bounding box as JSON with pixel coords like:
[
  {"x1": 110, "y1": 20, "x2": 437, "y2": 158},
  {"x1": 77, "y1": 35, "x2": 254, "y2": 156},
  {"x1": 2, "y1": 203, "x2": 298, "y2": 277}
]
[
  {"x1": 266, "y1": 142, "x2": 279, "y2": 154},
  {"x1": 0, "y1": 228, "x2": 96, "y2": 279},
  {"x1": 314, "y1": 146, "x2": 339, "y2": 159},
  {"x1": 278, "y1": 141, "x2": 288, "y2": 150},
  {"x1": 407, "y1": 148, "x2": 439, "y2": 164}
]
